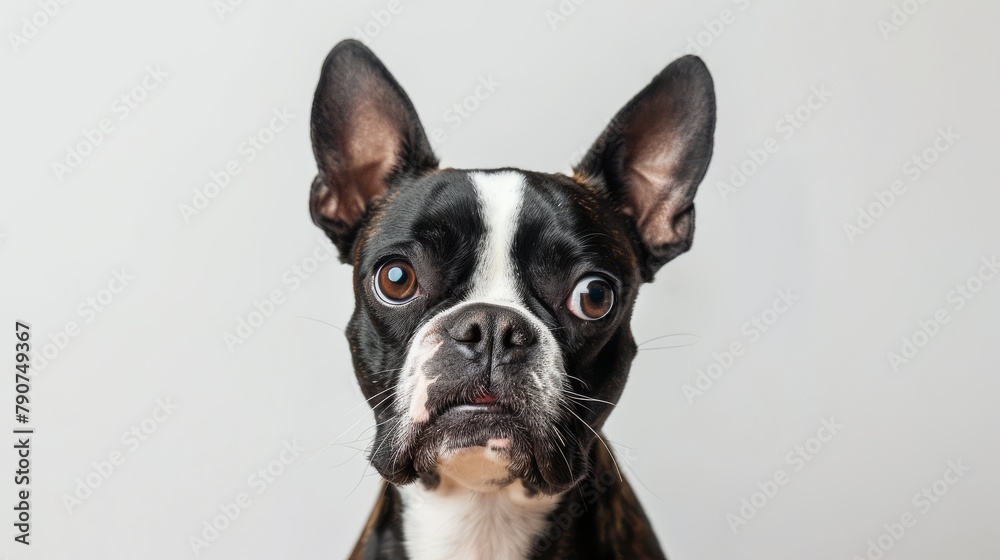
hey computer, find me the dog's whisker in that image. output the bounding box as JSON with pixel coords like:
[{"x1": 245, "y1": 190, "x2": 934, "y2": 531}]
[
  {"x1": 368, "y1": 366, "x2": 406, "y2": 376},
  {"x1": 564, "y1": 407, "x2": 623, "y2": 483},
  {"x1": 561, "y1": 390, "x2": 616, "y2": 408},
  {"x1": 335, "y1": 416, "x2": 396, "y2": 445},
  {"x1": 311, "y1": 400, "x2": 395, "y2": 461},
  {"x1": 341, "y1": 386, "x2": 396, "y2": 420},
  {"x1": 604, "y1": 438, "x2": 662, "y2": 501},
  {"x1": 328, "y1": 440, "x2": 372, "y2": 452},
  {"x1": 636, "y1": 342, "x2": 700, "y2": 352},
  {"x1": 560, "y1": 398, "x2": 597, "y2": 417},
  {"x1": 551, "y1": 424, "x2": 574, "y2": 479},
  {"x1": 345, "y1": 418, "x2": 402, "y2": 499},
  {"x1": 563, "y1": 373, "x2": 593, "y2": 391},
  {"x1": 293, "y1": 315, "x2": 347, "y2": 332},
  {"x1": 636, "y1": 333, "x2": 702, "y2": 348},
  {"x1": 327, "y1": 445, "x2": 371, "y2": 468},
  {"x1": 554, "y1": 423, "x2": 589, "y2": 505}
]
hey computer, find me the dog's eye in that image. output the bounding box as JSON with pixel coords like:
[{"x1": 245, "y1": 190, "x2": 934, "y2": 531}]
[
  {"x1": 375, "y1": 259, "x2": 419, "y2": 304},
  {"x1": 567, "y1": 275, "x2": 614, "y2": 320}
]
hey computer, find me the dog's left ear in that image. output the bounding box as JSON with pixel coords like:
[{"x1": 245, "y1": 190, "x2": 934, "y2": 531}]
[
  {"x1": 310, "y1": 39, "x2": 439, "y2": 262},
  {"x1": 574, "y1": 55, "x2": 716, "y2": 281}
]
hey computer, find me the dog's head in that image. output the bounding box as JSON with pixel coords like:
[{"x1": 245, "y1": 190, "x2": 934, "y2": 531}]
[{"x1": 309, "y1": 40, "x2": 714, "y2": 495}]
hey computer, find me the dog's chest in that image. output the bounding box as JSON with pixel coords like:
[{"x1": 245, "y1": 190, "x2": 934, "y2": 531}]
[{"x1": 399, "y1": 482, "x2": 559, "y2": 560}]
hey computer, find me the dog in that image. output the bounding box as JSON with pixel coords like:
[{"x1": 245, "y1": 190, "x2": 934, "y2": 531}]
[{"x1": 307, "y1": 39, "x2": 715, "y2": 560}]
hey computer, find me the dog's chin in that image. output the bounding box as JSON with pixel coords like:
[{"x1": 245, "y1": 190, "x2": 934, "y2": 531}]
[{"x1": 370, "y1": 409, "x2": 591, "y2": 495}]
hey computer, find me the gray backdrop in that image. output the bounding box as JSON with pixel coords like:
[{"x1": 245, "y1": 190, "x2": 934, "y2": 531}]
[{"x1": 2, "y1": 0, "x2": 998, "y2": 558}]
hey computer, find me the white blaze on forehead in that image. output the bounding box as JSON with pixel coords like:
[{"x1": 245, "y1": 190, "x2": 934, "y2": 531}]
[{"x1": 468, "y1": 171, "x2": 525, "y2": 303}]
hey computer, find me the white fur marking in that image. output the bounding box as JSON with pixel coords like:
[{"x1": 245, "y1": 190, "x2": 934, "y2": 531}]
[
  {"x1": 409, "y1": 373, "x2": 437, "y2": 424},
  {"x1": 401, "y1": 473, "x2": 559, "y2": 560},
  {"x1": 468, "y1": 171, "x2": 525, "y2": 303}
]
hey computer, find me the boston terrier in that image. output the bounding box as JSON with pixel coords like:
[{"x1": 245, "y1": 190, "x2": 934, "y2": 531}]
[{"x1": 308, "y1": 39, "x2": 715, "y2": 560}]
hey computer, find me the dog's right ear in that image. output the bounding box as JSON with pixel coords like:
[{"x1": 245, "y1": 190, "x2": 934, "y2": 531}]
[{"x1": 309, "y1": 39, "x2": 438, "y2": 262}]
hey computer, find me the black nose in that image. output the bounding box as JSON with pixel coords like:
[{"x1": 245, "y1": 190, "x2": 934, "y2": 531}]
[{"x1": 446, "y1": 303, "x2": 537, "y2": 364}]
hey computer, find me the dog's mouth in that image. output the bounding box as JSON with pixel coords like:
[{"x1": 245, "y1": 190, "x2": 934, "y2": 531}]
[
  {"x1": 378, "y1": 386, "x2": 592, "y2": 495},
  {"x1": 433, "y1": 390, "x2": 512, "y2": 419}
]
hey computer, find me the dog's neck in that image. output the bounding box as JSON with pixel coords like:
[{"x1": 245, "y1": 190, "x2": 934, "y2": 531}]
[
  {"x1": 348, "y1": 439, "x2": 667, "y2": 560},
  {"x1": 398, "y1": 445, "x2": 561, "y2": 560},
  {"x1": 399, "y1": 478, "x2": 560, "y2": 560}
]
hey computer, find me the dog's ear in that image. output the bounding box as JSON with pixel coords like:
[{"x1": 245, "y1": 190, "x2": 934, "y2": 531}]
[
  {"x1": 310, "y1": 39, "x2": 438, "y2": 262},
  {"x1": 574, "y1": 55, "x2": 716, "y2": 281}
]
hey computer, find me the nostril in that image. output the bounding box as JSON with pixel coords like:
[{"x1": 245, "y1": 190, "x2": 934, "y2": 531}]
[
  {"x1": 503, "y1": 326, "x2": 535, "y2": 347},
  {"x1": 449, "y1": 321, "x2": 482, "y2": 344}
]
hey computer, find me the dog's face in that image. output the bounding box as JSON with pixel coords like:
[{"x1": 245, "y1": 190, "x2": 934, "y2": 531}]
[{"x1": 308, "y1": 41, "x2": 714, "y2": 495}]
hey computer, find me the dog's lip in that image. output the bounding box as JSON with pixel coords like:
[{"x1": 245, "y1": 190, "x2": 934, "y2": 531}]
[
  {"x1": 473, "y1": 392, "x2": 498, "y2": 405},
  {"x1": 443, "y1": 403, "x2": 506, "y2": 415},
  {"x1": 439, "y1": 403, "x2": 510, "y2": 416},
  {"x1": 435, "y1": 392, "x2": 510, "y2": 417}
]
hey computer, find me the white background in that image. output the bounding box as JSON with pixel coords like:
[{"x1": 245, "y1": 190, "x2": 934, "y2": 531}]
[{"x1": 2, "y1": 0, "x2": 998, "y2": 559}]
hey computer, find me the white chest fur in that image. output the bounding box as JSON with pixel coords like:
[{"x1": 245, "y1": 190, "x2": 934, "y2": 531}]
[{"x1": 399, "y1": 475, "x2": 560, "y2": 560}]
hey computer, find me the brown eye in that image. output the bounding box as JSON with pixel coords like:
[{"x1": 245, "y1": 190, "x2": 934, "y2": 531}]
[
  {"x1": 375, "y1": 259, "x2": 419, "y2": 304},
  {"x1": 567, "y1": 275, "x2": 615, "y2": 320}
]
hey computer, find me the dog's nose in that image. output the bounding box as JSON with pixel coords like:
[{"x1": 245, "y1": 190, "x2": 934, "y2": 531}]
[{"x1": 445, "y1": 303, "x2": 537, "y2": 363}]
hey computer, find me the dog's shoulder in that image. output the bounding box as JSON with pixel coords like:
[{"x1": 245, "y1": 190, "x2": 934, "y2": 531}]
[
  {"x1": 535, "y1": 440, "x2": 668, "y2": 560},
  {"x1": 348, "y1": 483, "x2": 407, "y2": 560}
]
